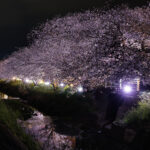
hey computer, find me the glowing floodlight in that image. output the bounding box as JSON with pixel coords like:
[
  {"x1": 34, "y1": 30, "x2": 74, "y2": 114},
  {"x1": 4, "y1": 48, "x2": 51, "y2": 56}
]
[
  {"x1": 12, "y1": 77, "x2": 22, "y2": 81},
  {"x1": 60, "y1": 83, "x2": 65, "y2": 87},
  {"x1": 15, "y1": 77, "x2": 22, "y2": 81},
  {"x1": 12, "y1": 76, "x2": 17, "y2": 80},
  {"x1": 123, "y1": 85, "x2": 132, "y2": 93},
  {"x1": 77, "y1": 86, "x2": 83, "y2": 93},
  {"x1": 70, "y1": 84, "x2": 74, "y2": 87},
  {"x1": 25, "y1": 78, "x2": 32, "y2": 84},
  {"x1": 3, "y1": 94, "x2": 8, "y2": 99},
  {"x1": 45, "y1": 82, "x2": 50, "y2": 86},
  {"x1": 25, "y1": 78, "x2": 29, "y2": 83},
  {"x1": 38, "y1": 79, "x2": 44, "y2": 84}
]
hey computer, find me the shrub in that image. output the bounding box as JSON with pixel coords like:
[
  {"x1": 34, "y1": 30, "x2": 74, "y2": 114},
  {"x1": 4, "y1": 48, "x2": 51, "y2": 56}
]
[{"x1": 123, "y1": 92, "x2": 150, "y2": 125}]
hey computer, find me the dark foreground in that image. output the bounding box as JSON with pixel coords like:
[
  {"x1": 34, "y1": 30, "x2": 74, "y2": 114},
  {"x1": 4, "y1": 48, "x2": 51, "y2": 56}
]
[{"x1": 0, "y1": 80, "x2": 150, "y2": 150}]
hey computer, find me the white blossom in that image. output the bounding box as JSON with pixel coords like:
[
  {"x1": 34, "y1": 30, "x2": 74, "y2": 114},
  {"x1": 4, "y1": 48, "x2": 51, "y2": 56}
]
[{"x1": 0, "y1": 5, "x2": 150, "y2": 89}]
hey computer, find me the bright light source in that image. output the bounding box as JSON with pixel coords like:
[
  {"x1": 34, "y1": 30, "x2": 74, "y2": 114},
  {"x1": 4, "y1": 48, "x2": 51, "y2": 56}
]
[
  {"x1": 70, "y1": 84, "x2": 74, "y2": 87},
  {"x1": 3, "y1": 94, "x2": 8, "y2": 99},
  {"x1": 77, "y1": 86, "x2": 83, "y2": 93},
  {"x1": 25, "y1": 78, "x2": 33, "y2": 84},
  {"x1": 25, "y1": 78, "x2": 29, "y2": 83},
  {"x1": 14, "y1": 77, "x2": 22, "y2": 81},
  {"x1": 12, "y1": 76, "x2": 17, "y2": 80},
  {"x1": 60, "y1": 83, "x2": 65, "y2": 87},
  {"x1": 38, "y1": 79, "x2": 44, "y2": 84},
  {"x1": 123, "y1": 85, "x2": 132, "y2": 93},
  {"x1": 12, "y1": 77, "x2": 21, "y2": 81},
  {"x1": 45, "y1": 82, "x2": 50, "y2": 86},
  {"x1": 12, "y1": 76, "x2": 21, "y2": 81}
]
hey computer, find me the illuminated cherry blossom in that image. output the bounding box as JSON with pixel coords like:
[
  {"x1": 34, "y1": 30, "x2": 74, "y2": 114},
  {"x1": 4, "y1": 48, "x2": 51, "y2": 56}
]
[{"x1": 0, "y1": 5, "x2": 150, "y2": 89}]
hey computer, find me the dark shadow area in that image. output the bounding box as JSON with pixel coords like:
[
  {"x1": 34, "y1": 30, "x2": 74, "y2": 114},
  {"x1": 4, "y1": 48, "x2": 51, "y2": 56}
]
[
  {"x1": 0, "y1": 80, "x2": 133, "y2": 135},
  {"x1": 1, "y1": 80, "x2": 150, "y2": 150},
  {"x1": 0, "y1": 123, "x2": 27, "y2": 150}
]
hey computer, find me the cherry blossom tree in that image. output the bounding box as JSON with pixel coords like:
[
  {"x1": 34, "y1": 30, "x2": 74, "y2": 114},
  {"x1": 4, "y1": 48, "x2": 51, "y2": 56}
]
[{"x1": 0, "y1": 4, "x2": 150, "y2": 89}]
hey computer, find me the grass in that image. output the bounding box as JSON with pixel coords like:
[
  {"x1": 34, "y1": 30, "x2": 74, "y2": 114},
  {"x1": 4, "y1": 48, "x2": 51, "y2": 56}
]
[
  {"x1": 0, "y1": 99, "x2": 41, "y2": 150},
  {"x1": 4, "y1": 99, "x2": 34, "y2": 120}
]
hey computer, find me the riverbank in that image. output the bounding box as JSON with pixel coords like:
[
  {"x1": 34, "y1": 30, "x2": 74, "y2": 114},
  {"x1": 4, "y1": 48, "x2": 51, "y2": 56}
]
[
  {"x1": 1, "y1": 80, "x2": 150, "y2": 150},
  {"x1": 0, "y1": 99, "x2": 41, "y2": 150}
]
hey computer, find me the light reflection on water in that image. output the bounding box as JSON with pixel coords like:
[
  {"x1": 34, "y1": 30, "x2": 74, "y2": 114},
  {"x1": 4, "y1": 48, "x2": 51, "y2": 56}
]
[{"x1": 18, "y1": 111, "x2": 75, "y2": 150}]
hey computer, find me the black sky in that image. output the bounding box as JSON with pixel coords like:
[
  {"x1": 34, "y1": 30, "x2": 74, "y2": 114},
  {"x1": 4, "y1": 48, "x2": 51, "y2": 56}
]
[{"x1": 0, "y1": 0, "x2": 149, "y2": 59}]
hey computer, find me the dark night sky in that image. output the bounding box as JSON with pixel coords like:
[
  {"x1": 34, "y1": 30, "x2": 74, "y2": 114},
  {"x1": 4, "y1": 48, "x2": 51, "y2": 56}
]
[{"x1": 0, "y1": 0, "x2": 149, "y2": 59}]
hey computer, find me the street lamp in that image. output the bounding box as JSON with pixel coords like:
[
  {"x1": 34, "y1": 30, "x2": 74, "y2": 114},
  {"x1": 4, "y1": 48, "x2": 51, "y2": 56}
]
[
  {"x1": 44, "y1": 82, "x2": 50, "y2": 86},
  {"x1": 60, "y1": 83, "x2": 65, "y2": 87},
  {"x1": 77, "y1": 86, "x2": 83, "y2": 93},
  {"x1": 123, "y1": 85, "x2": 132, "y2": 93}
]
